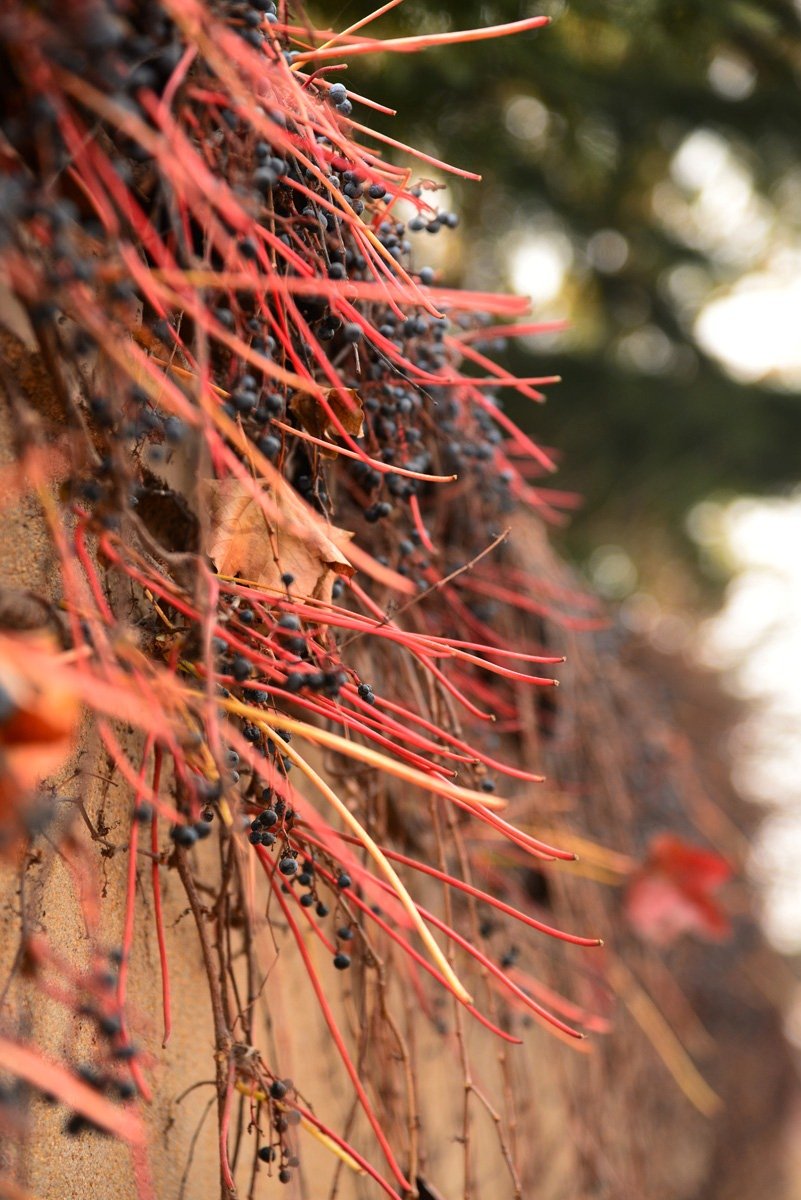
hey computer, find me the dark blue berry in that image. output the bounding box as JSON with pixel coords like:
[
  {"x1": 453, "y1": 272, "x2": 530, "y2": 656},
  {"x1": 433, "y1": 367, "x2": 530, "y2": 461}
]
[
  {"x1": 171, "y1": 825, "x2": 198, "y2": 847},
  {"x1": 163, "y1": 416, "x2": 186, "y2": 444},
  {"x1": 231, "y1": 656, "x2": 251, "y2": 681}
]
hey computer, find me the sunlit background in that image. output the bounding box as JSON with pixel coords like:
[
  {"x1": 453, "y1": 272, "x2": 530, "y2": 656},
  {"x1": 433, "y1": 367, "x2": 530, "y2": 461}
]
[
  {"x1": 695, "y1": 496, "x2": 801, "y2": 955},
  {"x1": 502, "y1": 118, "x2": 801, "y2": 961},
  {"x1": 507, "y1": 117, "x2": 801, "y2": 958}
]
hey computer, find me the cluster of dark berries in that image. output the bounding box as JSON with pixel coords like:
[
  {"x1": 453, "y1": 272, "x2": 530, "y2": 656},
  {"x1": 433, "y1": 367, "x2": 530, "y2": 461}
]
[
  {"x1": 256, "y1": 1076, "x2": 300, "y2": 1183},
  {"x1": 170, "y1": 816, "x2": 214, "y2": 848},
  {"x1": 327, "y1": 81, "x2": 352, "y2": 118}
]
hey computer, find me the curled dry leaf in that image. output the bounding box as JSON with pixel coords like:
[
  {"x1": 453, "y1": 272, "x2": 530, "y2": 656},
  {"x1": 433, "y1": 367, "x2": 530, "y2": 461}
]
[
  {"x1": 290, "y1": 387, "x2": 364, "y2": 457},
  {"x1": 204, "y1": 475, "x2": 355, "y2": 603}
]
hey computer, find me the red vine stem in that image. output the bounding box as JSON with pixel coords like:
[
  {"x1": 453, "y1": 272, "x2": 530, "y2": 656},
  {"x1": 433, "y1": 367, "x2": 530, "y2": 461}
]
[
  {"x1": 150, "y1": 746, "x2": 171, "y2": 1047},
  {"x1": 117, "y1": 736, "x2": 155, "y2": 1104},
  {"x1": 261, "y1": 850, "x2": 412, "y2": 1192},
  {"x1": 324, "y1": 831, "x2": 601, "y2": 947}
]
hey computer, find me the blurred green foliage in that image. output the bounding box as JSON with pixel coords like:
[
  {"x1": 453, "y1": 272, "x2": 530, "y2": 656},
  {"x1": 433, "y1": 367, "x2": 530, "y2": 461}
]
[{"x1": 319, "y1": 0, "x2": 801, "y2": 580}]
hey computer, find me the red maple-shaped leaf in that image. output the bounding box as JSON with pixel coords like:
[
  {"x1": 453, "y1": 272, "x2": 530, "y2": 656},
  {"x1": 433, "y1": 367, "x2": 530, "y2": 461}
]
[{"x1": 625, "y1": 834, "x2": 732, "y2": 947}]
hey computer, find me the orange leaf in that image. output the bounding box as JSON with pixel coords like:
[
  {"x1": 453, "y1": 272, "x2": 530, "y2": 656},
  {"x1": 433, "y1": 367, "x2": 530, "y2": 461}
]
[
  {"x1": 0, "y1": 632, "x2": 80, "y2": 825},
  {"x1": 625, "y1": 834, "x2": 732, "y2": 947},
  {"x1": 204, "y1": 475, "x2": 355, "y2": 604}
]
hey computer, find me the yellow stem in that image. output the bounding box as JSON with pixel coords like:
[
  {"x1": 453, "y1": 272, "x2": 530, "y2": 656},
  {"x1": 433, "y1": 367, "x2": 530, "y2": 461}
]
[
  {"x1": 234, "y1": 1082, "x2": 365, "y2": 1173},
  {"x1": 302, "y1": 0, "x2": 408, "y2": 58},
  {"x1": 521, "y1": 826, "x2": 636, "y2": 876},
  {"x1": 259, "y1": 720, "x2": 473, "y2": 1005},
  {"x1": 609, "y1": 960, "x2": 721, "y2": 1117},
  {"x1": 210, "y1": 693, "x2": 508, "y2": 813}
]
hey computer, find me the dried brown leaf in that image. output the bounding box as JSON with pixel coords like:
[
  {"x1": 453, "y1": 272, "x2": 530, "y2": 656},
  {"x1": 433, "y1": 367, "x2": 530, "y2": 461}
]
[
  {"x1": 290, "y1": 388, "x2": 364, "y2": 456},
  {"x1": 204, "y1": 475, "x2": 354, "y2": 603}
]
